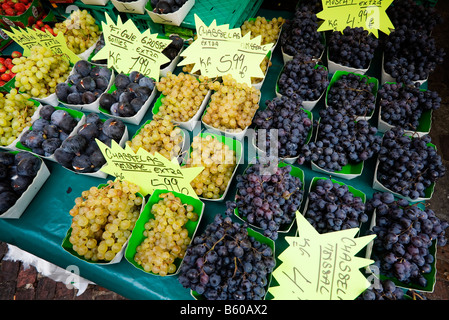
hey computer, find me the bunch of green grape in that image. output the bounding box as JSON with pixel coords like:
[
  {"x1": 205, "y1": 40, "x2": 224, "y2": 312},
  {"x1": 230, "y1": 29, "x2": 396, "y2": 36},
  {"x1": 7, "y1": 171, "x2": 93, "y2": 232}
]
[
  {"x1": 11, "y1": 46, "x2": 71, "y2": 98},
  {"x1": 133, "y1": 192, "x2": 198, "y2": 276},
  {"x1": 0, "y1": 90, "x2": 38, "y2": 146},
  {"x1": 53, "y1": 9, "x2": 101, "y2": 54},
  {"x1": 68, "y1": 180, "x2": 143, "y2": 262},
  {"x1": 126, "y1": 115, "x2": 184, "y2": 160},
  {"x1": 241, "y1": 16, "x2": 285, "y2": 46},
  {"x1": 185, "y1": 134, "x2": 237, "y2": 199}
]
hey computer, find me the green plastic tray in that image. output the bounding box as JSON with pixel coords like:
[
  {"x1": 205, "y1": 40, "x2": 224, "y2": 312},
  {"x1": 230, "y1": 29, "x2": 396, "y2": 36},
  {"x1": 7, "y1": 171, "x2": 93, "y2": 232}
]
[{"x1": 180, "y1": 0, "x2": 263, "y2": 29}]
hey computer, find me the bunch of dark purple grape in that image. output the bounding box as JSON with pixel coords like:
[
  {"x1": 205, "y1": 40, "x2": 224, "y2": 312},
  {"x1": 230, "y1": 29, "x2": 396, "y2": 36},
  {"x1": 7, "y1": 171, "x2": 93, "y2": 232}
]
[
  {"x1": 383, "y1": 25, "x2": 445, "y2": 84},
  {"x1": 365, "y1": 191, "x2": 448, "y2": 287},
  {"x1": 161, "y1": 35, "x2": 184, "y2": 69},
  {"x1": 279, "y1": 9, "x2": 324, "y2": 58},
  {"x1": 0, "y1": 151, "x2": 42, "y2": 214},
  {"x1": 386, "y1": 0, "x2": 443, "y2": 35},
  {"x1": 253, "y1": 96, "x2": 312, "y2": 159},
  {"x1": 235, "y1": 160, "x2": 304, "y2": 240},
  {"x1": 151, "y1": 0, "x2": 187, "y2": 13},
  {"x1": 99, "y1": 71, "x2": 155, "y2": 118},
  {"x1": 326, "y1": 73, "x2": 377, "y2": 117},
  {"x1": 91, "y1": 34, "x2": 106, "y2": 65},
  {"x1": 56, "y1": 60, "x2": 112, "y2": 105},
  {"x1": 277, "y1": 53, "x2": 329, "y2": 103},
  {"x1": 20, "y1": 105, "x2": 79, "y2": 157},
  {"x1": 357, "y1": 279, "x2": 406, "y2": 300},
  {"x1": 296, "y1": 0, "x2": 322, "y2": 13},
  {"x1": 376, "y1": 127, "x2": 446, "y2": 200},
  {"x1": 54, "y1": 114, "x2": 126, "y2": 174},
  {"x1": 328, "y1": 26, "x2": 379, "y2": 70},
  {"x1": 300, "y1": 107, "x2": 382, "y2": 171},
  {"x1": 304, "y1": 178, "x2": 368, "y2": 234},
  {"x1": 378, "y1": 82, "x2": 441, "y2": 131},
  {"x1": 178, "y1": 212, "x2": 276, "y2": 300}
]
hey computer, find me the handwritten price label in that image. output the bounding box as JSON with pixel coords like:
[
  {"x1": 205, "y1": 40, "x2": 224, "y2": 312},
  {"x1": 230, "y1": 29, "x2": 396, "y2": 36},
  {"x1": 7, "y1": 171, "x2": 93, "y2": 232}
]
[
  {"x1": 96, "y1": 139, "x2": 203, "y2": 198},
  {"x1": 268, "y1": 211, "x2": 375, "y2": 300},
  {"x1": 316, "y1": 0, "x2": 394, "y2": 37},
  {"x1": 178, "y1": 14, "x2": 271, "y2": 85}
]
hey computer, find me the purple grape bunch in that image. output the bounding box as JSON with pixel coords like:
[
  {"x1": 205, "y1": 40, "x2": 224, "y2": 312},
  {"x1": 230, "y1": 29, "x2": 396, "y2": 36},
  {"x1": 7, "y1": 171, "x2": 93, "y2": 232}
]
[{"x1": 365, "y1": 191, "x2": 448, "y2": 288}]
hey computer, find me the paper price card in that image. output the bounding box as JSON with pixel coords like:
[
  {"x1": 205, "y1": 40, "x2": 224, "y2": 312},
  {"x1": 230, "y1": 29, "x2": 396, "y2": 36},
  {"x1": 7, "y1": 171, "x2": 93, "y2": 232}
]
[
  {"x1": 268, "y1": 212, "x2": 376, "y2": 300},
  {"x1": 4, "y1": 27, "x2": 80, "y2": 64},
  {"x1": 178, "y1": 14, "x2": 271, "y2": 85},
  {"x1": 316, "y1": 0, "x2": 394, "y2": 37},
  {"x1": 96, "y1": 139, "x2": 204, "y2": 199}
]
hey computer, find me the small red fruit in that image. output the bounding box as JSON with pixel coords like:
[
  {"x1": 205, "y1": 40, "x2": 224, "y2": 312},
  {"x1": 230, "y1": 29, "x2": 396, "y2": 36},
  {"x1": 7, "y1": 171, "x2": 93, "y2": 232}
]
[
  {"x1": 0, "y1": 73, "x2": 11, "y2": 82},
  {"x1": 11, "y1": 51, "x2": 21, "y2": 58},
  {"x1": 0, "y1": 64, "x2": 6, "y2": 73},
  {"x1": 0, "y1": 81, "x2": 6, "y2": 87}
]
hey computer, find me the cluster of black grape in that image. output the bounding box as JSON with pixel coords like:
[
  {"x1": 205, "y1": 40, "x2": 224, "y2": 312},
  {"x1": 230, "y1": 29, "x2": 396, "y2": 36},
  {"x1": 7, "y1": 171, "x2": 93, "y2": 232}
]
[
  {"x1": 151, "y1": 0, "x2": 187, "y2": 13},
  {"x1": 300, "y1": 107, "x2": 382, "y2": 172},
  {"x1": 235, "y1": 160, "x2": 304, "y2": 240},
  {"x1": 178, "y1": 211, "x2": 276, "y2": 300},
  {"x1": 20, "y1": 105, "x2": 79, "y2": 157},
  {"x1": 161, "y1": 35, "x2": 184, "y2": 69},
  {"x1": 386, "y1": 0, "x2": 443, "y2": 34},
  {"x1": 296, "y1": 0, "x2": 322, "y2": 13},
  {"x1": 365, "y1": 192, "x2": 448, "y2": 287},
  {"x1": 54, "y1": 114, "x2": 126, "y2": 174},
  {"x1": 277, "y1": 53, "x2": 329, "y2": 103},
  {"x1": 383, "y1": 25, "x2": 445, "y2": 84},
  {"x1": 253, "y1": 96, "x2": 313, "y2": 159},
  {"x1": 326, "y1": 73, "x2": 377, "y2": 117},
  {"x1": 378, "y1": 82, "x2": 441, "y2": 130},
  {"x1": 357, "y1": 279, "x2": 405, "y2": 300},
  {"x1": 328, "y1": 26, "x2": 379, "y2": 70},
  {"x1": 279, "y1": 9, "x2": 324, "y2": 58},
  {"x1": 99, "y1": 71, "x2": 155, "y2": 118},
  {"x1": 304, "y1": 178, "x2": 368, "y2": 234},
  {"x1": 56, "y1": 60, "x2": 112, "y2": 105},
  {"x1": 0, "y1": 151, "x2": 42, "y2": 214},
  {"x1": 376, "y1": 127, "x2": 446, "y2": 200}
]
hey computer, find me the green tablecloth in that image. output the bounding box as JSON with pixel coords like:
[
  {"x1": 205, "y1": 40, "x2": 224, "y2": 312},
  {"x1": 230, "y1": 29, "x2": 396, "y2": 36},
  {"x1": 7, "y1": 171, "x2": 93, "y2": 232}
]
[{"x1": 0, "y1": 8, "x2": 394, "y2": 300}]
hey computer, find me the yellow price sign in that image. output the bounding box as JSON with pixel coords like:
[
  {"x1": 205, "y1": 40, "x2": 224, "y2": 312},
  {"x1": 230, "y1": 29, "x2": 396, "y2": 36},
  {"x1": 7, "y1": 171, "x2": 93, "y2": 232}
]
[
  {"x1": 316, "y1": 0, "x2": 394, "y2": 37},
  {"x1": 96, "y1": 139, "x2": 204, "y2": 198},
  {"x1": 268, "y1": 211, "x2": 376, "y2": 300}
]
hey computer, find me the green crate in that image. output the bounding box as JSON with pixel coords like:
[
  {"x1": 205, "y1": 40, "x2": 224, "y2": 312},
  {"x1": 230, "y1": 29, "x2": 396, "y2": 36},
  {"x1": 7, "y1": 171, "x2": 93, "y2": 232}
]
[
  {"x1": 180, "y1": 0, "x2": 264, "y2": 30},
  {"x1": 414, "y1": 0, "x2": 438, "y2": 7},
  {"x1": 124, "y1": 12, "x2": 164, "y2": 34},
  {"x1": 74, "y1": 0, "x2": 118, "y2": 24}
]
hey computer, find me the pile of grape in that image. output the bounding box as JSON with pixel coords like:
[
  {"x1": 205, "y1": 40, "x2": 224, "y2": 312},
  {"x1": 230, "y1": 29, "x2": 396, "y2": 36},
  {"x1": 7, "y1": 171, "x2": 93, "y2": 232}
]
[
  {"x1": 150, "y1": 0, "x2": 187, "y2": 14},
  {"x1": 68, "y1": 179, "x2": 143, "y2": 262},
  {"x1": 301, "y1": 107, "x2": 382, "y2": 172},
  {"x1": 326, "y1": 73, "x2": 377, "y2": 117},
  {"x1": 277, "y1": 53, "x2": 329, "y2": 103},
  {"x1": 53, "y1": 9, "x2": 101, "y2": 55},
  {"x1": 133, "y1": 192, "x2": 199, "y2": 276},
  {"x1": 304, "y1": 178, "x2": 368, "y2": 233},
  {"x1": 202, "y1": 74, "x2": 261, "y2": 132},
  {"x1": 328, "y1": 27, "x2": 379, "y2": 70},
  {"x1": 11, "y1": 46, "x2": 71, "y2": 98},
  {"x1": 57, "y1": 60, "x2": 112, "y2": 106},
  {"x1": 178, "y1": 212, "x2": 276, "y2": 300},
  {"x1": 365, "y1": 192, "x2": 448, "y2": 287},
  {"x1": 378, "y1": 82, "x2": 441, "y2": 131},
  {"x1": 20, "y1": 105, "x2": 79, "y2": 157},
  {"x1": 235, "y1": 161, "x2": 303, "y2": 240},
  {"x1": 253, "y1": 96, "x2": 312, "y2": 159},
  {"x1": 0, "y1": 151, "x2": 42, "y2": 215},
  {"x1": 296, "y1": 0, "x2": 322, "y2": 13},
  {"x1": 279, "y1": 9, "x2": 324, "y2": 58},
  {"x1": 386, "y1": 0, "x2": 443, "y2": 34},
  {"x1": 184, "y1": 134, "x2": 237, "y2": 199},
  {"x1": 155, "y1": 72, "x2": 210, "y2": 123},
  {"x1": 240, "y1": 16, "x2": 285, "y2": 46},
  {"x1": 358, "y1": 279, "x2": 406, "y2": 300},
  {"x1": 54, "y1": 114, "x2": 126, "y2": 174},
  {"x1": 383, "y1": 25, "x2": 445, "y2": 84},
  {"x1": 126, "y1": 115, "x2": 183, "y2": 160},
  {"x1": 161, "y1": 35, "x2": 184, "y2": 69},
  {"x1": 100, "y1": 71, "x2": 155, "y2": 118},
  {"x1": 376, "y1": 127, "x2": 446, "y2": 200}
]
